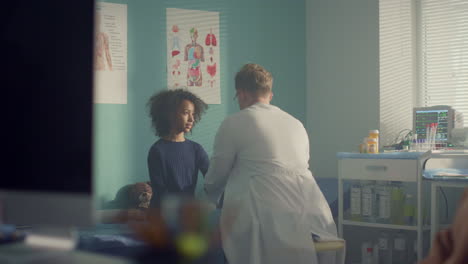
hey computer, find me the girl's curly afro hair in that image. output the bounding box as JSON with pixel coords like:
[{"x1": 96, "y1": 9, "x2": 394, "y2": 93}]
[{"x1": 147, "y1": 89, "x2": 208, "y2": 137}]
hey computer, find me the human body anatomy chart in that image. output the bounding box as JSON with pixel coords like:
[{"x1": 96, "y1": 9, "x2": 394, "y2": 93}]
[
  {"x1": 167, "y1": 8, "x2": 220, "y2": 104},
  {"x1": 94, "y1": 2, "x2": 127, "y2": 104}
]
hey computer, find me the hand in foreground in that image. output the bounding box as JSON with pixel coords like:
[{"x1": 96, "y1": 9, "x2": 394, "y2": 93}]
[{"x1": 419, "y1": 188, "x2": 468, "y2": 264}]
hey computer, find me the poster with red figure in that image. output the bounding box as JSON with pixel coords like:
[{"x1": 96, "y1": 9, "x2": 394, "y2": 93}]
[
  {"x1": 166, "y1": 8, "x2": 220, "y2": 104},
  {"x1": 94, "y1": 2, "x2": 127, "y2": 104}
]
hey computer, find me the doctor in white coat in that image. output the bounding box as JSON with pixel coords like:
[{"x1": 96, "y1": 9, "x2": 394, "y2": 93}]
[{"x1": 204, "y1": 63, "x2": 342, "y2": 264}]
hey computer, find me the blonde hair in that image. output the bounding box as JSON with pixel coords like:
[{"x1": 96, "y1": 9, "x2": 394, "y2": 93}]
[{"x1": 235, "y1": 63, "x2": 273, "y2": 97}]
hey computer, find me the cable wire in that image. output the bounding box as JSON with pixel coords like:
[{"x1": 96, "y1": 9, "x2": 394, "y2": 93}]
[{"x1": 439, "y1": 187, "x2": 449, "y2": 221}]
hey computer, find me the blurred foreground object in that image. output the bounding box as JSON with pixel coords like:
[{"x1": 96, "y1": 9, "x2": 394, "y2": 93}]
[
  {"x1": 419, "y1": 188, "x2": 468, "y2": 264},
  {"x1": 132, "y1": 195, "x2": 222, "y2": 264}
]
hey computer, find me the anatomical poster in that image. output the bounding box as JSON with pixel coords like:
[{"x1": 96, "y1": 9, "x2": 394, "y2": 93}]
[
  {"x1": 94, "y1": 2, "x2": 127, "y2": 104},
  {"x1": 166, "y1": 8, "x2": 220, "y2": 104}
]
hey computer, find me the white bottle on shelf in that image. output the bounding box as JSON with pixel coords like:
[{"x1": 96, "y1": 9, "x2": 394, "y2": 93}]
[
  {"x1": 361, "y1": 180, "x2": 376, "y2": 222},
  {"x1": 376, "y1": 181, "x2": 391, "y2": 223},
  {"x1": 408, "y1": 240, "x2": 418, "y2": 264},
  {"x1": 373, "y1": 242, "x2": 379, "y2": 264},
  {"x1": 392, "y1": 231, "x2": 407, "y2": 264},
  {"x1": 377, "y1": 231, "x2": 392, "y2": 264},
  {"x1": 361, "y1": 241, "x2": 374, "y2": 264}
]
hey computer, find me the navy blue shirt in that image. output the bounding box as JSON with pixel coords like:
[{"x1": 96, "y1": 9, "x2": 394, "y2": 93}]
[{"x1": 147, "y1": 139, "x2": 209, "y2": 206}]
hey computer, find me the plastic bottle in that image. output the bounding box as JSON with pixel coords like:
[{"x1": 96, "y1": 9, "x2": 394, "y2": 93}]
[
  {"x1": 361, "y1": 242, "x2": 373, "y2": 264},
  {"x1": 350, "y1": 182, "x2": 362, "y2": 221},
  {"x1": 392, "y1": 231, "x2": 407, "y2": 264},
  {"x1": 403, "y1": 194, "x2": 415, "y2": 225},
  {"x1": 408, "y1": 240, "x2": 418, "y2": 264},
  {"x1": 391, "y1": 182, "x2": 404, "y2": 225},
  {"x1": 373, "y1": 242, "x2": 379, "y2": 264},
  {"x1": 376, "y1": 181, "x2": 391, "y2": 224},
  {"x1": 377, "y1": 232, "x2": 392, "y2": 264},
  {"x1": 360, "y1": 138, "x2": 368, "y2": 153},
  {"x1": 368, "y1": 130, "x2": 380, "y2": 153},
  {"x1": 409, "y1": 134, "x2": 417, "y2": 151},
  {"x1": 367, "y1": 138, "x2": 378, "y2": 154},
  {"x1": 361, "y1": 180, "x2": 376, "y2": 222}
]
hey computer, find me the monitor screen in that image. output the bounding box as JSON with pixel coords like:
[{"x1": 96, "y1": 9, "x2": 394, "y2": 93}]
[
  {"x1": 414, "y1": 109, "x2": 449, "y2": 141},
  {"x1": 1, "y1": 0, "x2": 95, "y2": 228}
]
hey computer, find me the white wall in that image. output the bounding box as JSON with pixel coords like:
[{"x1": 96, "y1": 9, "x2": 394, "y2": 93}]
[{"x1": 306, "y1": 0, "x2": 380, "y2": 178}]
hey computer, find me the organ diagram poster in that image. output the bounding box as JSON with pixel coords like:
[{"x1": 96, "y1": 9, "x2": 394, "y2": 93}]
[
  {"x1": 94, "y1": 2, "x2": 128, "y2": 104},
  {"x1": 166, "y1": 8, "x2": 221, "y2": 104}
]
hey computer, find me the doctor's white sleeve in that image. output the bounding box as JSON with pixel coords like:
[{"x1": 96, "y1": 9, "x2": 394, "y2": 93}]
[{"x1": 204, "y1": 118, "x2": 237, "y2": 204}]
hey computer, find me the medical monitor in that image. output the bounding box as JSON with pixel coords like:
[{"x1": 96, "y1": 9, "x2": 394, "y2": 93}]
[
  {"x1": 1, "y1": 0, "x2": 96, "y2": 232},
  {"x1": 413, "y1": 105, "x2": 462, "y2": 144}
]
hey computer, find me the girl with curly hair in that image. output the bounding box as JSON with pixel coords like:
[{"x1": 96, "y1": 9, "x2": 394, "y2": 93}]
[{"x1": 147, "y1": 89, "x2": 209, "y2": 206}]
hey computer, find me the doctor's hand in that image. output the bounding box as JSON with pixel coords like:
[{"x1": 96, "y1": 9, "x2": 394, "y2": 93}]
[
  {"x1": 419, "y1": 188, "x2": 468, "y2": 264},
  {"x1": 420, "y1": 229, "x2": 453, "y2": 264}
]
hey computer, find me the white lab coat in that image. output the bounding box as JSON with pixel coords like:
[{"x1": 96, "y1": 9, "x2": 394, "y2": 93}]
[{"x1": 205, "y1": 103, "x2": 343, "y2": 264}]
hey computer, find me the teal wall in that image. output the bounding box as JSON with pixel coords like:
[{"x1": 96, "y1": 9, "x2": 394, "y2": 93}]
[
  {"x1": 94, "y1": 0, "x2": 306, "y2": 205},
  {"x1": 306, "y1": 0, "x2": 380, "y2": 178}
]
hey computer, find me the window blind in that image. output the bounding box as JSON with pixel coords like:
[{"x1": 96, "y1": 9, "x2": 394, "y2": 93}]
[
  {"x1": 420, "y1": 0, "x2": 468, "y2": 126},
  {"x1": 379, "y1": 0, "x2": 414, "y2": 146}
]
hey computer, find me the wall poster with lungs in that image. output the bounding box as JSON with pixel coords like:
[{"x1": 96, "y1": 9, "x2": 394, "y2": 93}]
[{"x1": 166, "y1": 8, "x2": 220, "y2": 104}]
